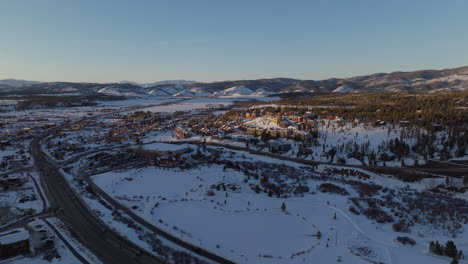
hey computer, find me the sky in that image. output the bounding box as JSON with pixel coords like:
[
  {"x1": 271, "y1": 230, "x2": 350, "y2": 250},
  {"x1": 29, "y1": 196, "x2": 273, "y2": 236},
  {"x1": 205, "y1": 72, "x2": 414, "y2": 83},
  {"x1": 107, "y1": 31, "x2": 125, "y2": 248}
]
[{"x1": 1, "y1": 0, "x2": 468, "y2": 83}]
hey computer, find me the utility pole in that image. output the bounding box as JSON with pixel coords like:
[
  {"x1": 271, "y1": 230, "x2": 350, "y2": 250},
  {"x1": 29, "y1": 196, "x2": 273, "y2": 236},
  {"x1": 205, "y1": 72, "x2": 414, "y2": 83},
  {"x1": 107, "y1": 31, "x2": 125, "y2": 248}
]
[{"x1": 335, "y1": 231, "x2": 338, "y2": 247}]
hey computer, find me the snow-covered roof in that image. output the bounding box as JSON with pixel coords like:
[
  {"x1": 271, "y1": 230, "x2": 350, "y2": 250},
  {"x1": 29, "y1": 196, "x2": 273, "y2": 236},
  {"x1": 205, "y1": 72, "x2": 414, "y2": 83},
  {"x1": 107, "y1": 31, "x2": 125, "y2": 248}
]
[{"x1": 0, "y1": 228, "x2": 29, "y2": 245}]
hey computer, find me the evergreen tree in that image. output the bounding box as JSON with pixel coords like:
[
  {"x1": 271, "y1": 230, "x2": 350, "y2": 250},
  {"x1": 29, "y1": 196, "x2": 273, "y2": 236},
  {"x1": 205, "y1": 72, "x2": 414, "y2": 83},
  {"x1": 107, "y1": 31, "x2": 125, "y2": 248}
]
[
  {"x1": 434, "y1": 241, "x2": 444, "y2": 255},
  {"x1": 281, "y1": 202, "x2": 286, "y2": 211},
  {"x1": 429, "y1": 241, "x2": 435, "y2": 253},
  {"x1": 445, "y1": 241, "x2": 458, "y2": 258}
]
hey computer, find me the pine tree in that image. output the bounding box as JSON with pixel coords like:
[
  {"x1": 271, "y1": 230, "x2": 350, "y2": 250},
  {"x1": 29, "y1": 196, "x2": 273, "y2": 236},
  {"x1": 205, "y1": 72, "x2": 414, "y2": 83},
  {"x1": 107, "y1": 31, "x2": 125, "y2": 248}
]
[
  {"x1": 445, "y1": 240, "x2": 458, "y2": 258},
  {"x1": 434, "y1": 241, "x2": 444, "y2": 255},
  {"x1": 429, "y1": 241, "x2": 435, "y2": 253},
  {"x1": 281, "y1": 202, "x2": 286, "y2": 211}
]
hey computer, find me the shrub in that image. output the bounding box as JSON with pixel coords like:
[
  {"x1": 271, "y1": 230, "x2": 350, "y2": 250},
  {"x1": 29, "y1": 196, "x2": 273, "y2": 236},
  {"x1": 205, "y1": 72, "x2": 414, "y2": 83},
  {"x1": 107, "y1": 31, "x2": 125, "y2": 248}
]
[
  {"x1": 397, "y1": 236, "x2": 415, "y2": 246},
  {"x1": 349, "y1": 206, "x2": 360, "y2": 215},
  {"x1": 318, "y1": 183, "x2": 349, "y2": 196}
]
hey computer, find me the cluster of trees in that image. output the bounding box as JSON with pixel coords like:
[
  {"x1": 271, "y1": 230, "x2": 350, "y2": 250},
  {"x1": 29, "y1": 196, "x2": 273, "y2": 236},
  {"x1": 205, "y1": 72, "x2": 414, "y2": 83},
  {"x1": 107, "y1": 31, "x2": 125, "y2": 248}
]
[
  {"x1": 388, "y1": 138, "x2": 411, "y2": 160},
  {"x1": 12, "y1": 95, "x2": 117, "y2": 110},
  {"x1": 429, "y1": 240, "x2": 463, "y2": 261},
  {"x1": 276, "y1": 91, "x2": 468, "y2": 129}
]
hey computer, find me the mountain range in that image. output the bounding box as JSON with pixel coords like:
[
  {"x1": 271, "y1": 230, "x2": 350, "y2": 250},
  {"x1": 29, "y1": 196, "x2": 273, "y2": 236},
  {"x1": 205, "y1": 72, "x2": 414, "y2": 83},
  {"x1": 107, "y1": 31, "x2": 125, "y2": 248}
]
[{"x1": 1, "y1": 65, "x2": 467, "y2": 97}]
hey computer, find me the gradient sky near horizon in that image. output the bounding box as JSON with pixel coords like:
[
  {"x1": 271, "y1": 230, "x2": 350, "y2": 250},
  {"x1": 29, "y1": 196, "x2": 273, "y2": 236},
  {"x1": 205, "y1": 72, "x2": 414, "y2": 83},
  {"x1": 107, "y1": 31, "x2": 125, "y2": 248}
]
[{"x1": 1, "y1": 0, "x2": 468, "y2": 83}]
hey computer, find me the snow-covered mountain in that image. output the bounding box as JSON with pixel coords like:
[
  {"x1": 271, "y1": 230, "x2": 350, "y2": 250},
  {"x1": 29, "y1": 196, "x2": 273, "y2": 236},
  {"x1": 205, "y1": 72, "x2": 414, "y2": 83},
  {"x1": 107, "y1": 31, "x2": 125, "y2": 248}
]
[
  {"x1": 332, "y1": 85, "x2": 355, "y2": 93},
  {"x1": 0, "y1": 79, "x2": 40, "y2": 88},
  {"x1": 1, "y1": 65, "x2": 467, "y2": 97},
  {"x1": 213, "y1": 86, "x2": 254, "y2": 96},
  {"x1": 120, "y1": 80, "x2": 196, "y2": 88}
]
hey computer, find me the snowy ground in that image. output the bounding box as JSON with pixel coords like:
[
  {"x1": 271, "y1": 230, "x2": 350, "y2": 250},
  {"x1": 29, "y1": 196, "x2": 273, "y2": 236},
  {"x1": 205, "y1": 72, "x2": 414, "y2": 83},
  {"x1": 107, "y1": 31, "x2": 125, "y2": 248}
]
[
  {"x1": 90, "y1": 147, "x2": 467, "y2": 264},
  {"x1": 138, "y1": 97, "x2": 253, "y2": 113},
  {"x1": 241, "y1": 116, "x2": 458, "y2": 167}
]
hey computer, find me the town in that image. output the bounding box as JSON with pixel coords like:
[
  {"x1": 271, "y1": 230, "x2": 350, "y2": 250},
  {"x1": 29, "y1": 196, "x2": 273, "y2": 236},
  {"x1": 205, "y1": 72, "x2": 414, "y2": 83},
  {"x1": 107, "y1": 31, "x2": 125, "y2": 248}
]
[{"x1": 0, "y1": 90, "x2": 467, "y2": 264}]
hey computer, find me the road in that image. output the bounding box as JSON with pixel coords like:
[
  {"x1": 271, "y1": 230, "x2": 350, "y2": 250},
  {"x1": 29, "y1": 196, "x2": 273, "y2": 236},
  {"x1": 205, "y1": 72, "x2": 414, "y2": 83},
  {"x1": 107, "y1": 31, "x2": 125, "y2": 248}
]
[{"x1": 31, "y1": 139, "x2": 165, "y2": 264}]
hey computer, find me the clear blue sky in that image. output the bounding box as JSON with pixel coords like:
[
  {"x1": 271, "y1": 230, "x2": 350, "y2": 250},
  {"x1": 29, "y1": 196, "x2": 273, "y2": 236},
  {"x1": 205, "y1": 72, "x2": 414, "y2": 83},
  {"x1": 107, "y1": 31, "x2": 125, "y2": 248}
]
[{"x1": 1, "y1": 0, "x2": 468, "y2": 83}]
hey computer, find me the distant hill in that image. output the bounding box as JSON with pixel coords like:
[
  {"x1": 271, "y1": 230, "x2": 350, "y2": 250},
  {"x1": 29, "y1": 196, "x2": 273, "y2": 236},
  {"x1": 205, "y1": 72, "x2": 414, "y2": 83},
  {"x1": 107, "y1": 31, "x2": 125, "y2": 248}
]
[{"x1": 1, "y1": 65, "x2": 467, "y2": 97}]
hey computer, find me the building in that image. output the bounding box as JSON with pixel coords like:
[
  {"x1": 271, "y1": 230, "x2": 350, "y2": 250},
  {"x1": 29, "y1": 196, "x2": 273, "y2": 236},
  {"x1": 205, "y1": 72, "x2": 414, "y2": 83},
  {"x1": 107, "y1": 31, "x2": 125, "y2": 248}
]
[
  {"x1": 399, "y1": 120, "x2": 410, "y2": 127},
  {"x1": 0, "y1": 173, "x2": 27, "y2": 188},
  {"x1": 268, "y1": 141, "x2": 292, "y2": 153},
  {"x1": 175, "y1": 127, "x2": 191, "y2": 139},
  {"x1": 0, "y1": 228, "x2": 30, "y2": 260}
]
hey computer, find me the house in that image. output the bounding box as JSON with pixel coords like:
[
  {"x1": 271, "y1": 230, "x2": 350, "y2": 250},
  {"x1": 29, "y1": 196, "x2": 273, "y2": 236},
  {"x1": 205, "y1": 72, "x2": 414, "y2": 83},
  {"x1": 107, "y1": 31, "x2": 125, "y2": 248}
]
[
  {"x1": 380, "y1": 152, "x2": 396, "y2": 162},
  {"x1": 43, "y1": 123, "x2": 56, "y2": 129},
  {"x1": 0, "y1": 228, "x2": 30, "y2": 260},
  {"x1": 175, "y1": 128, "x2": 191, "y2": 139},
  {"x1": 219, "y1": 125, "x2": 233, "y2": 133},
  {"x1": 305, "y1": 111, "x2": 316, "y2": 118},
  {"x1": 374, "y1": 119, "x2": 386, "y2": 126},
  {"x1": 325, "y1": 115, "x2": 341, "y2": 121},
  {"x1": 199, "y1": 127, "x2": 211, "y2": 136},
  {"x1": 0, "y1": 173, "x2": 28, "y2": 188},
  {"x1": 268, "y1": 141, "x2": 292, "y2": 153},
  {"x1": 6, "y1": 159, "x2": 27, "y2": 170},
  {"x1": 399, "y1": 120, "x2": 410, "y2": 127}
]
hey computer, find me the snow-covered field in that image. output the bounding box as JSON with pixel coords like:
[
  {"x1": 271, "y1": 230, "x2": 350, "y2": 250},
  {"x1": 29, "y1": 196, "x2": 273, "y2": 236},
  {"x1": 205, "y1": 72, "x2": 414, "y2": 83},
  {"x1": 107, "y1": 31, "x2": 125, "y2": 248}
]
[
  {"x1": 90, "y1": 147, "x2": 467, "y2": 264},
  {"x1": 139, "y1": 97, "x2": 248, "y2": 113}
]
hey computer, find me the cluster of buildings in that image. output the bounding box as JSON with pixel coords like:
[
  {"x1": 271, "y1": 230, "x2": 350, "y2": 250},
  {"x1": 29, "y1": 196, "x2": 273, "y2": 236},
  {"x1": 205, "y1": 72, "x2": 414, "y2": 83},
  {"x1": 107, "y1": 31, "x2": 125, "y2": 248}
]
[
  {"x1": 0, "y1": 149, "x2": 29, "y2": 171},
  {"x1": 0, "y1": 224, "x2": 56, "y2": 261},
  {"x1": 0, "y1": 173, "x2": 28, "y2": 189},
  {"x1": 0, "y1": 228, "x2": 30, "y2": 260}
]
